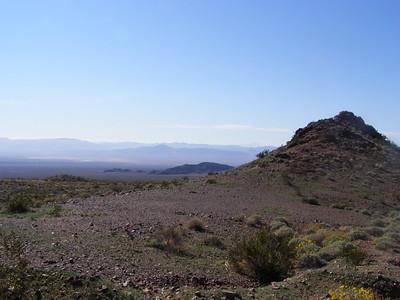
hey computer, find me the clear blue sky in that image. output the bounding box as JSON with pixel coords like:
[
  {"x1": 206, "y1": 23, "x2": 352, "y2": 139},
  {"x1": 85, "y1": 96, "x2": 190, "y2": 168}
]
[{"x1": 0, "y1": 0, "x2": 399, "y2": 146}]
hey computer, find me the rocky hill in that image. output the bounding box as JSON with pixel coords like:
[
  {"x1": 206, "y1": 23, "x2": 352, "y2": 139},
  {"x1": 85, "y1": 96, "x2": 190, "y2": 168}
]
[
  {"x1": 160, "y1": 162, "x2": 233, "y2": 175},
  {"x1": 236, "y1": 111, "x2": 400, "y2": 211}
]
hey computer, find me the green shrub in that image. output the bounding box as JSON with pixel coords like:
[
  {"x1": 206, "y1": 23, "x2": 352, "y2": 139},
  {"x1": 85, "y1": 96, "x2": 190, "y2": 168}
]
[
  {"x1": 341, "y1": 245, "x2": 367, "y2": 265},
  {"x1": 186, "y1": 217, "x2": 205, "y2": 232},
  {"x1": 385, "y1": 232, "x2": 400, "y2": 242},
  {"x1": 297, "y1": 254, "x2": 327, "y2": 268},
  {"x1": 317, "y1": 241, "x2": 348, "y2": 261},
  {"x1": 228, "y1": 226, "x2": 296, "y2": 283},
  {"x1": 364, "y1": 226, "x2": 385, "y2": 237},
  {"x1": 370, "y1": 219, "x2": 386, "y2": 228},
  {"x1": 375, "y1": 236, "x2": 398, "y2": 251},
  {"x1": 348, "y1": 229, "x2": 370, "y2": 241},
  {"x1": 205, "y1": 178, "x2": 217, "y2": 184},
  {"x1": 6, "y1": 196, "x2": 30, "y2": 213},
  {"x1": 48, "y1": 204, "x2": 62, "y2": 217}
]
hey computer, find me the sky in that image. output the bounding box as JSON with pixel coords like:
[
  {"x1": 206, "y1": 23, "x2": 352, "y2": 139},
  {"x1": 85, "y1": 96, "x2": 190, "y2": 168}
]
[{"x1": 0, "y1": 0, "x2": 399, "y2": 146}]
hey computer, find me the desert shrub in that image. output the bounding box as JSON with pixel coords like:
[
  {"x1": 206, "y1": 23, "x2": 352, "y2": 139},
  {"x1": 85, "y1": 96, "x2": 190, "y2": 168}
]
[
  {"x1": 274, "y1": 226, "x2": 295, "y2": 239},
  {"x1": 205, "y1": 179, "x2": 217, "y2": 184},
  {"x1": 47, "y1": 174, "x2": 88, "y2": 182},
  {"x1": 374, "y1": 236, "x2": 398, "y2": 251},
  {"x1": 322, "y1": 228, "x2": 349, "y2": 246},
  {"x1": 6, "y1": 196, "x2": 30, "y2": 213},
  {"x1": 331, "y1": 203, "x2": 346, "y2": 210},
  {"x1": 348, "y1": 229, "x2": 370, "y2": 241},
  {"x1": 228, "y1": 226, "x2": 296, "y2": 283},
  {"x1": 327, "y1": 285, "x2": 375, "y2": 300},
  {"x1": 290, "y1": 237, "x2": 320, "y2": 258},
  {"x1": 256, "y1": 150, "x2": 269, "y2": 159},
  {"x1": 302, "y1": 197, "x2": 320, "y2": 206},
  {"x1": 111, "y1": 183, "x2": 124, "y2": 193},
  {"x1": 364, "y1": 227, "x2": 385, "y2": 237},
  {"x1": 147, "y1": 227, "x2": 184, "y2": 254},
  {"x1": 308, "y1": 230, "x2": 326, "y2": 246},
  {"x1": 48, "y1": 204, "x2": 62, "y2": 217},
  {"x1": 317, "y1": 241, "x2": 348, "y2": 261},
  {"x1": 341, "y1": 245, "x2": 367, "y2": 265},
  {"x1": 386, "y1": 220, "x2": 400, "y2": 232},
  {"x1": 186, "y1": 217, "x2": 205, "y2": 232},
  {"x1": 245, "y1": 214, "x2": 263, "y2": 228},
  {"x1": 297, "y1": 254, "x2": 327, "y2": 269},
  {"x1": 273, "y1": 216, "x2": 289, "y2": 224},
  {"x1": 370, "y1": 219, "x2": 386, "y2": 228},
  {"x1": 203, "y1": 236, "x2": 225, "y2": 249},
  {"x1": 0, "y1": 230, "x2": 29, "y2": 298},
  {"x1": 270, "y1": 219, "x2": 289, "y2": 231},
  {"x1": 303, "y1": 223, "x2": 331, "y2": 234},
  {"x1": 384, "y1": 232, "x2": 400, "y2": 242}
]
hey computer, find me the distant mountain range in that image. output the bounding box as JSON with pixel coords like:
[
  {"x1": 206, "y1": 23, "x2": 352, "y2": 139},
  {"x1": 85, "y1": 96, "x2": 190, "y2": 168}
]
[
  {"x1": 160, "y1": 162, "x2": 233, "y2": 175},
  {"x1": 0, "y1": 138, "x2": 274, "y2": 166}
]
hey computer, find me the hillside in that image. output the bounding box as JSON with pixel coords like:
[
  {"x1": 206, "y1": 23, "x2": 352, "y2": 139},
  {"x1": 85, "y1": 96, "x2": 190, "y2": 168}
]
[
  {"x1": 2, "y1": 112, "x2": 400, "y2": 299},
  {"x1": 160, "y1": 162, "x2": 233, "y2": 175},
  {"x1": 234, "y1": 111, "x2": 400, "y2": 211}
]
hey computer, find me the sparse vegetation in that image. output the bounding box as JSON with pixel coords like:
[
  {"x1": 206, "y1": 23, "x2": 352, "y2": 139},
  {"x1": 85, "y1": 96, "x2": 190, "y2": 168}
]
[
  {"x1": 6, "y1": 195, "x2": 31, "y2": 213},
  {"x1": 0, "y1": 230, "x2": 28, "y2": 299},
  {"x1": 348, "y1": 229, "x2": 370, "y2": 241},
  {"x1": 203, "y1": 236, "x2": 225, "y2": 249},
  {"x1": 302, "y1": 197, "x2": 320, "y2": 206},
  {"x1": 245, "y1": 214, "x2": 263, "y2": 227},
  {"x1": 205, "y1": 178, "x2": 217, "y2": 184},
  {"x1": 147, "y1": 227, "x2": 185, "y2": 254},
  {"x1": 186, "y1": 217, "x2": 205, "y2": 232},
  {"x1": 228, "y1": 226, "x2": 296, "y2": 283},
  {"x1": 374, "y1": 236, "x2": 398, "y2": 251},
  {"x1": 48, "y1": 204, "x2": 63, "y2": 217}
]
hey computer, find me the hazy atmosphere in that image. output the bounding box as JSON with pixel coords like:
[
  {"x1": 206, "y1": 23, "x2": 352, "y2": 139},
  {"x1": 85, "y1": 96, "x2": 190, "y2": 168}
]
[{"x1": 1, "y1": 1, "x2": 399, "y2": 146}]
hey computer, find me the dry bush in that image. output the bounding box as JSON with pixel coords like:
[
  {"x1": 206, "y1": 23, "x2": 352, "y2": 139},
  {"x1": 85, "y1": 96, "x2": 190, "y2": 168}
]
[
  {"x1": 228, "y1": 226, "x2": 296, "y2": 284},
  {"x1": 186, "y1": 217, "x2": 205, "y2": 232},
  {"x1": 203, "y1": 236, "x2": 225, "y2": 249},
  {"x1": 245, "y1": 214, "x2": 263, "y2": 228},
  {"x1": 205, "y1": 179, "x2": 217, "y2": 184},
  {"x1": 147, "y1": 227, "x2": 185, "y2": 254}
]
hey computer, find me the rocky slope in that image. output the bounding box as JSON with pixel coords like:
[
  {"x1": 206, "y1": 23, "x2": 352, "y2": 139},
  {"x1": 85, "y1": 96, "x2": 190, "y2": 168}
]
[{"x1": 236, "y1": 111, "x2": 400, "y2": 211}]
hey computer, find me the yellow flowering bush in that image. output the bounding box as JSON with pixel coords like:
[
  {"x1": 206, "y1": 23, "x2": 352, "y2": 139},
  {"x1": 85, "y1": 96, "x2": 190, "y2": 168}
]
[
  {"x1": 328, "y1": 285, "x2": 375, "y2": 300},
  {"x1": 290, "y1": 237, "x2": 319, "y2": 258}
]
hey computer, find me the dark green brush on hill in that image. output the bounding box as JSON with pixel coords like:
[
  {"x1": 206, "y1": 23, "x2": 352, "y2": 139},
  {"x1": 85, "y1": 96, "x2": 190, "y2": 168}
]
[{"x1": 161, "y1": 162, "x2": 233, "y2": 175}]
